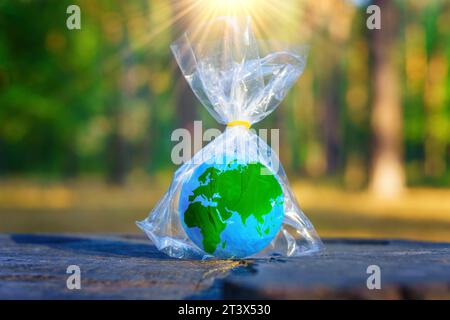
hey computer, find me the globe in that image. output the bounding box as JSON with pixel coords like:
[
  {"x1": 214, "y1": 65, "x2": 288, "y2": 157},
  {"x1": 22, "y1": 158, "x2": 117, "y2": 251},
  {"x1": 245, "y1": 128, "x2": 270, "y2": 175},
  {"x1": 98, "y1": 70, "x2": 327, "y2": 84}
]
[{"x1": 179, "y1": 158, "x2": 284, "y2": 258}]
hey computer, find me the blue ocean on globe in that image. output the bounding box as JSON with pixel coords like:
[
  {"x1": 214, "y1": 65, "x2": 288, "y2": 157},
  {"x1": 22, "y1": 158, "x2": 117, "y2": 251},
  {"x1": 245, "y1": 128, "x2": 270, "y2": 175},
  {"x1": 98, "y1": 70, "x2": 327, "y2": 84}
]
[{"x1": 179, "y1": 157, "x2": 285, "y2": 258}]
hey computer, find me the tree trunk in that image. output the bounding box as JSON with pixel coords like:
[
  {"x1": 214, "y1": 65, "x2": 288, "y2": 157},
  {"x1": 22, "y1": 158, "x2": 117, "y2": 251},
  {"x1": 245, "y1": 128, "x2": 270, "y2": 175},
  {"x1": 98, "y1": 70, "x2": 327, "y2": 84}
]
[
  {"x1": 369, "y1": 0, "x2": 405, "y2": 197},
  {"x1": 107, "y1": 28, "x2": 131, "y2": 185},
  {"x1": 323, "y1": 67, "x2": 341, "y2": 174},
  {"x1": 171, "y1": 0, "x2": 197, "y2": 139}
]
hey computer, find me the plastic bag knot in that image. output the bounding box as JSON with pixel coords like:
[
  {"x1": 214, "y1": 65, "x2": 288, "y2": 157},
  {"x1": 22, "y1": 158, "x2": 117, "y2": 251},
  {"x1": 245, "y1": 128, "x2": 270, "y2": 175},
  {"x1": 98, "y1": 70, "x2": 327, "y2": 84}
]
[{"x1": 227, "y1": 120, "x2": 251, "y2": 129}]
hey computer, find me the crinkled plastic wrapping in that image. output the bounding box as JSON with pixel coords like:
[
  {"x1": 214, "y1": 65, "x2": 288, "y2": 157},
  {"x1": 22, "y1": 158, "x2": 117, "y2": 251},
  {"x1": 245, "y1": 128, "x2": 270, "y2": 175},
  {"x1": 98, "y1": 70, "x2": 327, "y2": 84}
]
[{"x1": 137, "y1": 17, "x2": 323, "y2": 259}]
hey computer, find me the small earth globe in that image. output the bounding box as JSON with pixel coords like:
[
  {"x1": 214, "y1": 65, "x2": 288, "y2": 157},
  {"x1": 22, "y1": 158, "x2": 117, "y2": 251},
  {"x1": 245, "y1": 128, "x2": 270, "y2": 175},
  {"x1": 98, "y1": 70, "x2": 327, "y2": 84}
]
[{"x1": 179, "y1": 157, "x2": 284, "y2": 258}]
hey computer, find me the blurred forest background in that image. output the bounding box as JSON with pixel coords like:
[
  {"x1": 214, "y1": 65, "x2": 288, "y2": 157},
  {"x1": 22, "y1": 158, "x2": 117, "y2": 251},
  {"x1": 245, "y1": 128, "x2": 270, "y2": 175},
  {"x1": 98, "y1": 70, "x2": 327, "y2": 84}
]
[{"x1": 0, "y1": 0, "x2": 449, "y2": 241}]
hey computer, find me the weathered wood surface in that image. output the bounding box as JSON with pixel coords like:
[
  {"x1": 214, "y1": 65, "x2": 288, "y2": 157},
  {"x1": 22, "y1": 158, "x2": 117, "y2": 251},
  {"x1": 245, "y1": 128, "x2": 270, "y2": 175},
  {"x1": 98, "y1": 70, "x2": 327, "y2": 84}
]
[
  {"x1": 224, "y1": 239, "x2": 450, "y2": 299},
  {"x1": 1, "y1": 234, "x2": 449, "y2": 299}
]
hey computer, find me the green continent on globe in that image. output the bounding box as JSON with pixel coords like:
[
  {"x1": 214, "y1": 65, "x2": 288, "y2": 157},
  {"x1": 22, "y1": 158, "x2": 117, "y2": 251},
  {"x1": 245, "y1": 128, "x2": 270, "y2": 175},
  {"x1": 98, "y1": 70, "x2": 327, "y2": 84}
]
[{"x1": 183, "y1": 162, "x2": 283, "y2": 254}]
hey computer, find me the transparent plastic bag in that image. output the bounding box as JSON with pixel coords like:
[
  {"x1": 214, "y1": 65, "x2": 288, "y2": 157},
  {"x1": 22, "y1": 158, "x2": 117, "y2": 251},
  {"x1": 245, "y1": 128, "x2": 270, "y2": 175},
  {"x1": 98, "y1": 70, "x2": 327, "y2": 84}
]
[{"x1": 137, "y1": 17, "x2": 323, "y2": 259}]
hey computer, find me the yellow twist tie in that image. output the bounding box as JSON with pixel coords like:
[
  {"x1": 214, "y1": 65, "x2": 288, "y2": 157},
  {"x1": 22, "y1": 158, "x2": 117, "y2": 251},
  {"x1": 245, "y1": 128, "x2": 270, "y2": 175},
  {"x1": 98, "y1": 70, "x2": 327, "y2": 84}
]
[{"x1": 227, "y1": 120, "x2": 251, "y2": 129}]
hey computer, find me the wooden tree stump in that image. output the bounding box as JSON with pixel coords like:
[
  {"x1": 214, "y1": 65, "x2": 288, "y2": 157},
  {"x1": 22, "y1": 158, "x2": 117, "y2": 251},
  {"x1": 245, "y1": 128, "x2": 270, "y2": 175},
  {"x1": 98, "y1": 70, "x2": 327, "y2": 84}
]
[{"x1": 1, "y1": 234, "x2": 449, "y2": 299}]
